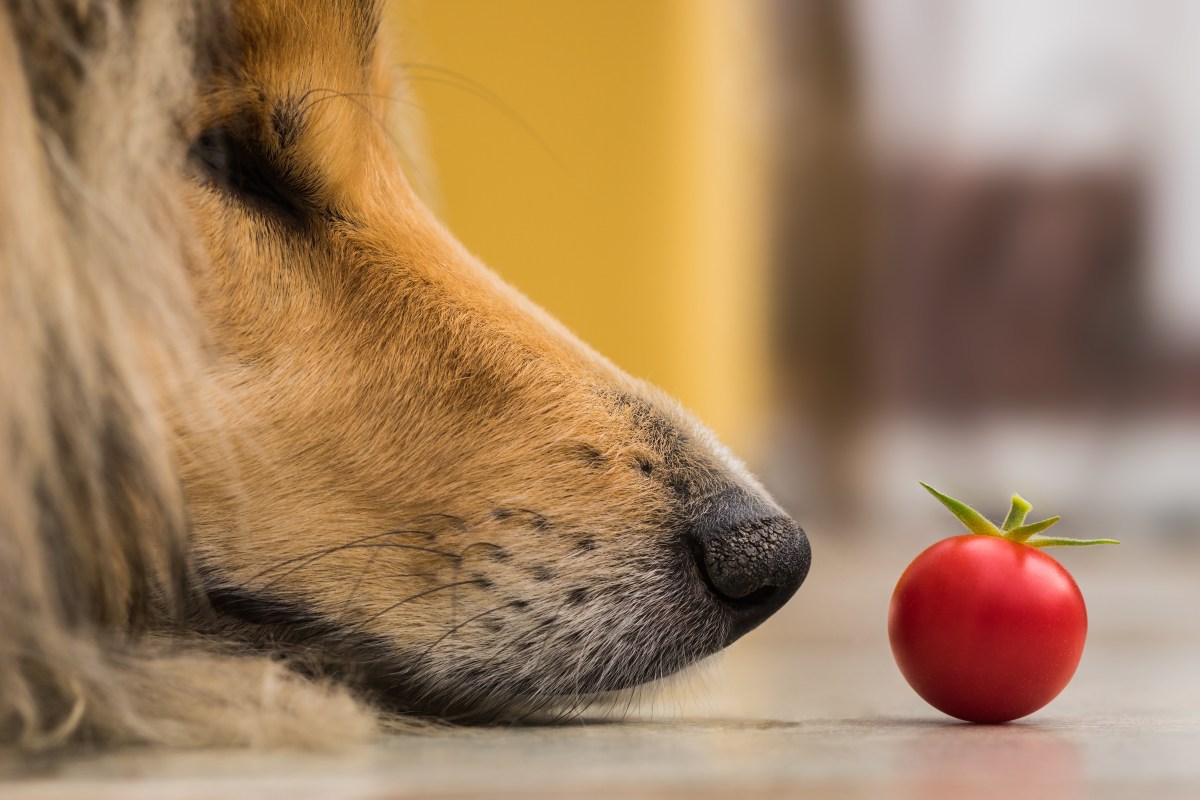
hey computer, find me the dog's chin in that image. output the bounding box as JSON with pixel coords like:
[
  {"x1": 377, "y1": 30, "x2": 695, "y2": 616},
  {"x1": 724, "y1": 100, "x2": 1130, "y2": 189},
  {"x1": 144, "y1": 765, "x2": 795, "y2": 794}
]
[
  {"x1": 200, "y1": 564, "x2": 733, "y2": 722},
  {"x1": 348, "y1": 602, "x2": 731, "y2": 721},
  {"x1": 357, "y1": 634, "x2": 729, "y2": 723}
]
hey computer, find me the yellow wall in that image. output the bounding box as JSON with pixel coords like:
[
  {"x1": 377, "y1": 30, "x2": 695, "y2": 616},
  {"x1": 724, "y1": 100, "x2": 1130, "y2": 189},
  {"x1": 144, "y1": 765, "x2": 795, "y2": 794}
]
[{"x1": 391, "y1": 0, "x2": 770, "y2": 458}]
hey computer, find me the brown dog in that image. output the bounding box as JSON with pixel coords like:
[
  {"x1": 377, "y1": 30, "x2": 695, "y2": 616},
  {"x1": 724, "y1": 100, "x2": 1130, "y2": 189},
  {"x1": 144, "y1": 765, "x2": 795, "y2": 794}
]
[{"x1": 0, "y1": 0, "x2": 808, "y2": 749}]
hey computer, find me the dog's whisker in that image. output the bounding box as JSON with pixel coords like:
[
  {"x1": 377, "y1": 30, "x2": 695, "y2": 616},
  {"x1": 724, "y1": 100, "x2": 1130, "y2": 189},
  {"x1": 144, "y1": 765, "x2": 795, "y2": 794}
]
[
  {"x1": 296, "y1": 87, "x2": 438, "y2": 199},
  {"x1": 394, "y1": 64, "x2": 565, "y2": 171},
  {"x1": 421, "y1": 601, "x2": 511, "y2": 659},
  {"x1": 410, "y1": 513, "x2": 470, "y2": 530},
  {"x1": 247, "y1": 529, "x2": 458, "y2": 589},
  {"x1": 455, "y1": 541, "x2": 508, "y2": 561},
  {"x1": 350, "y1": 579, "x2": 488, "y2": 633},
  {"x1": 340, "y1": 547, "x2": 384, "y2": 612},
  {"x1": 341, "y1": 565, "x2": 438, "y2": 614}
]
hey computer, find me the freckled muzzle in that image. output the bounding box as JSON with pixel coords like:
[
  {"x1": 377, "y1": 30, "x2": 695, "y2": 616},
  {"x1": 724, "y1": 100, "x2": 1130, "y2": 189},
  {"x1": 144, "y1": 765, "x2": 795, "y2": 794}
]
[{"x1": 685, "y1": 496, "x2": 811, "y2": 645}]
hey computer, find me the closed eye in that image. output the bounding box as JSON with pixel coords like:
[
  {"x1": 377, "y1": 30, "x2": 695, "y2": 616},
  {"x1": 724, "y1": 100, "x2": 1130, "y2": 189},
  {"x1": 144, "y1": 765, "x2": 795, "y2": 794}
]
[{"x1": 189, "y1": 126, "x2": 314, "y2": 223}]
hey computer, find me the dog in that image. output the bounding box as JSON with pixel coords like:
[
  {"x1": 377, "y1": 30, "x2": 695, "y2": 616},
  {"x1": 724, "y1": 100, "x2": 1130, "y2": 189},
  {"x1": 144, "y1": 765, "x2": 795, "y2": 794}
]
[{"x1": 0, "y1": 0, "x2": 810, "y2": 749}]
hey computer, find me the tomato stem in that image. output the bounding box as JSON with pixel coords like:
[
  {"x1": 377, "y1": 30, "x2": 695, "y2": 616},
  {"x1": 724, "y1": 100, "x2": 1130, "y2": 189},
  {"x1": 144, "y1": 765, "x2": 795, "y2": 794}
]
[
  {"x1": 1026, "y1": 536, "x2": 1120, "y2": 547},
  {"x1": 919, "y1": 482, "x2": 1002, "y2": 537},
  {"x1": 1001, "y1": 494, "x2": 1031, "y2": 531},
  {"x1": 919, "y1": 483, "x2": 1121, "y2": 547},
  {"x1": 1006, "y1": 515, "x2": 1061, "y2": 542}
]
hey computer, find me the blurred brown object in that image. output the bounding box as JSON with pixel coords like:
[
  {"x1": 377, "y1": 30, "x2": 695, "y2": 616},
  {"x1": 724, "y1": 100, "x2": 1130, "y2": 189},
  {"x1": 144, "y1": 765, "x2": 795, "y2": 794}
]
[
  {"x1": 866, "y1": 166, "x2": 1148, "y2": 416},
  {"x1": 765, "y1": 1, "x2": 1156, "y2": 520},
  {"x1": 767, "y1": 0, "x2": 867, "y2": 515}
]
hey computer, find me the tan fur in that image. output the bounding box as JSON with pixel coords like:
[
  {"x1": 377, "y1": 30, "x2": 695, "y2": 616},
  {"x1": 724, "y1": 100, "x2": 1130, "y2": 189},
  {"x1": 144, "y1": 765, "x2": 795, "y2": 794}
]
[{"x1": 1, "y1": 0, "x2": 801, "y2": 752}]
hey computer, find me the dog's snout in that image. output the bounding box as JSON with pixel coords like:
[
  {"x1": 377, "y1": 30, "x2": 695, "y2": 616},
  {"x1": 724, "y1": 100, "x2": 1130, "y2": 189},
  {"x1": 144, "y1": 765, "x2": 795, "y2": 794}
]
[{"x1": 688, "y1": 504, "x2": 811, "y2": 644}]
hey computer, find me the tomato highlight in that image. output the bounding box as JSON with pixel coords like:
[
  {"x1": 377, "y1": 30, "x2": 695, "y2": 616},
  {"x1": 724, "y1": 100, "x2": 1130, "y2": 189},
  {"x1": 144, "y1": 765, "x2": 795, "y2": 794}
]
[{"x1": 888, "y1": 484, "x2": 1118, "y2": 723}]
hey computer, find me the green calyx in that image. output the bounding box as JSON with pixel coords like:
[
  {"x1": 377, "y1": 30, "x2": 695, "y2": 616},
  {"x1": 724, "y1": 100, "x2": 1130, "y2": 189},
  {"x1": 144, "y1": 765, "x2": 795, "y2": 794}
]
[{"x1": 919, "y1": 482, "x2": 1119, "y2": 548}]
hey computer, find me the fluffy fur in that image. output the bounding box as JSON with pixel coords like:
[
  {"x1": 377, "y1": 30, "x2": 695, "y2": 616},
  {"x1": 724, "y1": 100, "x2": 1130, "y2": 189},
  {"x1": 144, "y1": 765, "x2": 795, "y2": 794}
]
[{"x1": 0, "y1": 0, "x2": 805, "y2": 751}]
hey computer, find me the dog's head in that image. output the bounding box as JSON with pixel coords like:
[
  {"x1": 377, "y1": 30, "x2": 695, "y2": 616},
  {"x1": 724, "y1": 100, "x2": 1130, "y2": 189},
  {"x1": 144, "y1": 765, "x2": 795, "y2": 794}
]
[{"x1": 170, "y1": 0, "x2": 811, "y2": 720}]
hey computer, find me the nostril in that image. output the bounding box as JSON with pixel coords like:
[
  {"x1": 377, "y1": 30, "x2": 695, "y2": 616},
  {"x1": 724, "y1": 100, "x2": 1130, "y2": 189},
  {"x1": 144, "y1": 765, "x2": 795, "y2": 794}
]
[
  {"x1": 689, "y1": 537, "x2": 778, "y2": 607},
  {"x1": 723, "y1": 583, "x2": 778, "y2": 611}
]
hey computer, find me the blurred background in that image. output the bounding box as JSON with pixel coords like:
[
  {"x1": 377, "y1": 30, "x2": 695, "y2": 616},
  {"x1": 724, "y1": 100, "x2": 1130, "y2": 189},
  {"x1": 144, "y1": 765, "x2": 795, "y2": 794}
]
[{"x1": 390, "y1": 0, "x2": 1200, "y2": 551}]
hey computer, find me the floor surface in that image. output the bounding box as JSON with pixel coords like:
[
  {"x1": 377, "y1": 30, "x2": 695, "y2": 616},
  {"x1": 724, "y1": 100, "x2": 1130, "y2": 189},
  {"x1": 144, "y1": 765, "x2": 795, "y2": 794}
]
[{"x1": 4, "y1": 538, "x2": 1198, "y2": 799}]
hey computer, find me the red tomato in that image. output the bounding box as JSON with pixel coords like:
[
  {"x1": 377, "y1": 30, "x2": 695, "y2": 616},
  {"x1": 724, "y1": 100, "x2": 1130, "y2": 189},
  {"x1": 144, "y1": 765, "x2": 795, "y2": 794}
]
[
  {"x1": 888, "y1": 534, "x2": 1087, "y2": 723},
  {"x1": 889, "y1": 484, "x2": 1116, "y2": 723}
]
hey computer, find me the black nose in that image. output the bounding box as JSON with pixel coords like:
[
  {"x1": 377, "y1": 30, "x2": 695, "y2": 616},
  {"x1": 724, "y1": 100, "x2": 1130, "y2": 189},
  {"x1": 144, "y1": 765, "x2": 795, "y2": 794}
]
[{"x1": 687, "y1": 506, "x2": 811, "y2": 644}]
